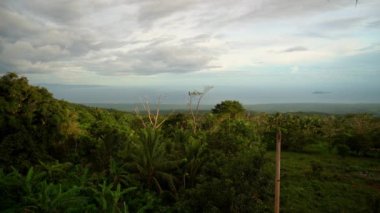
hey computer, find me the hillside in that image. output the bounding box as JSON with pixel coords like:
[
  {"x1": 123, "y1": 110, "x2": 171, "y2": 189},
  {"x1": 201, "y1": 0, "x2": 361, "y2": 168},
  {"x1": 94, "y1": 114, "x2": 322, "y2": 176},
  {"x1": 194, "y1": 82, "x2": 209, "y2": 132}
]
[{"x1": 1, "y1": 73, "x2": 379, "y2": 212}]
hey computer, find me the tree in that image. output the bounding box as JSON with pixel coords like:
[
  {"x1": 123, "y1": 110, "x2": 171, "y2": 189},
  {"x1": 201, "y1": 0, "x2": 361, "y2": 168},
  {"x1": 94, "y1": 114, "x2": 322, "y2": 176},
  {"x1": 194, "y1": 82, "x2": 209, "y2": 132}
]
[
  {"x1": 0, "y1": 73, "x2": 74, "y2": 170},
  {"x1": 127, "y1": 128, "x2": 179, "y2": 194},
  {"x1": 135, "y1": 96, "x2": 167, "y2": 129},
  {"x1": 211, "y1": 100, "x2": 245, "y2": 118},
  {"x1": 188, "y1": 86, "x2": 213, "y2": 133}
]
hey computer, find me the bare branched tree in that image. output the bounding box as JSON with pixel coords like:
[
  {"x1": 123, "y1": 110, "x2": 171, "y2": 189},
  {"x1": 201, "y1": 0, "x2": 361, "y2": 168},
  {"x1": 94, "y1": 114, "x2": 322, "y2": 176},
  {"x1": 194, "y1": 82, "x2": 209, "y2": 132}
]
[
  {"x1": 188, "y1": 86, "x2": 213, "y2": 133},
  {"x1": 135, "y1": 96, "x2": 168, "y2": 129}
]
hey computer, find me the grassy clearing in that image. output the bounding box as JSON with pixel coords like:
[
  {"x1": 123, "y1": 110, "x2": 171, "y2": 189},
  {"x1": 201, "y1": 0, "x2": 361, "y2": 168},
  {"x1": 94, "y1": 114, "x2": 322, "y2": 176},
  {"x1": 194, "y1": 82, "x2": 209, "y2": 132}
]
[{"x1": 266, "y1": 151, "x2": 380, "y2": 213}]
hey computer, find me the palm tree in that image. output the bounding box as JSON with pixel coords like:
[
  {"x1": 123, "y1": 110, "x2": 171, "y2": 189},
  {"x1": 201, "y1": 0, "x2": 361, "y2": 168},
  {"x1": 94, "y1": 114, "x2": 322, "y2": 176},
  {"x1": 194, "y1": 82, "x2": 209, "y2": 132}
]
[
  {"x1": 183, "y1": 138, "x2": 206, "y2": 188},
  {"x1": 127, "y1": 128, "x2": 179, "y2": 194}
]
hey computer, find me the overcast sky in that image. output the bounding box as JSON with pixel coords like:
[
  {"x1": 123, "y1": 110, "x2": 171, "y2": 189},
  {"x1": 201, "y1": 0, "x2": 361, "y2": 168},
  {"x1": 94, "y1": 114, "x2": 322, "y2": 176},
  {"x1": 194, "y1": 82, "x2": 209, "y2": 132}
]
[{"x1": 1, "y1": 0, "x2": 380, "y2": 104}]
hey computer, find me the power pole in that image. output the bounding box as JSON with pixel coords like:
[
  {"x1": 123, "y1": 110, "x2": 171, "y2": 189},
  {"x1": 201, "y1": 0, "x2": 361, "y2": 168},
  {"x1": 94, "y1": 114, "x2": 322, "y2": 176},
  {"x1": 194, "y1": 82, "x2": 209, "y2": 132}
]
[{"x1": 274, "y1": 129, "x2": 282, "y2": 213}]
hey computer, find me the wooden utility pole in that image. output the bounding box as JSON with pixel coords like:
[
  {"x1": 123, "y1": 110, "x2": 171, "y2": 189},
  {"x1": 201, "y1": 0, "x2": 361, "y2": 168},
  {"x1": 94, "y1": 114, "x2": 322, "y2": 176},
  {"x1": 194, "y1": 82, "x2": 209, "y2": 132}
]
[{"x1": 274, "y1": 130, "x2": 282, "y2": 213}]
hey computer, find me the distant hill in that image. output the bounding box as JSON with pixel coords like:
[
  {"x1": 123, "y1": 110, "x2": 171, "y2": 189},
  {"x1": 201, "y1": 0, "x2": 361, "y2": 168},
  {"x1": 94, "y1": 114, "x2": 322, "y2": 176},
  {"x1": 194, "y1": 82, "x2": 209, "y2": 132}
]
[
  {"x1": 245, "y1": 103, "x2": 380, "y2": 115},
  {"x1": 82, "y1": 103, "x2": 380, "y2": 115}
]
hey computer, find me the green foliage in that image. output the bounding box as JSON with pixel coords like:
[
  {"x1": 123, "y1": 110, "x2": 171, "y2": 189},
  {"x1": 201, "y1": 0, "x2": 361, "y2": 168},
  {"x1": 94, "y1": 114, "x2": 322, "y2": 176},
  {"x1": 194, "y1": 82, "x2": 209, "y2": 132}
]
[
  {"x1": 37, "y1": 160, "x2": 73, "y2": 182},
  {"x1": 88, "y1": 121, "x2": 129, "y2": 171},
  {"x1": 212, "y1": 100, "x2": 246, "y2": 118},
  {"x1": 90, "y1": 181, "x2": 136, "y2": 212},
  {"x1": 0, "y1": 167, "x2": 92, "y2": 212},
  {"x1": 182, "y1": 137, "x2": 207, "y2": 188},
  {"x1": 336, "y1": 144, "x2": 350, "y2": 157},
  {"x1": 207, "y1": 118, "x2": 261, "y2": 155},
  {"x1": 1, "y1": 73, "x2": 380, "y2": 212},
  {"x1": 328, "y1": 114, "x2": 380, "y2": 156},
  {"x1": 23, "y1": 181, "x2": 89, "y2": 212},
  {"x1": 259, "y1": 113, "x2": 323, "y2": 152},
  {"x1": 309, "y1": 161, "x2": 324, "y2": 178},
  {"x1": 0, "y1": 73, "x2": 77, "y2": 170},
  {"x1": 177, "y1": 149, "x2": 272, "y2": 212},
  {"x1": 269, "y1": 152, "x2": 380, "y2": 213},
  {"x1": 126, "y1": 128, "x2": 179, "y2": 194}
]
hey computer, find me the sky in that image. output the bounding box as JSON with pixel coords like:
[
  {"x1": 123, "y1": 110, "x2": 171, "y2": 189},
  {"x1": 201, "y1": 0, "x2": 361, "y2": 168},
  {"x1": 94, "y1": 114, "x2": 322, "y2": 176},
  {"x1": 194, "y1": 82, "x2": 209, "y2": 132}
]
[{"x1": 0, "y1": 0, "x2": 380, "y2": 104}]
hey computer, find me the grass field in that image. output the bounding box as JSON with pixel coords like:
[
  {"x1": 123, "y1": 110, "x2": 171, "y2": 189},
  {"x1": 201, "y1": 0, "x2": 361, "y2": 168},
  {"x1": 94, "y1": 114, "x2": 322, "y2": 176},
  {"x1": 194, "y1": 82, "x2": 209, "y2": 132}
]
[{"x1": 266, "y1": 151, "x2": 380, "y2": 213}]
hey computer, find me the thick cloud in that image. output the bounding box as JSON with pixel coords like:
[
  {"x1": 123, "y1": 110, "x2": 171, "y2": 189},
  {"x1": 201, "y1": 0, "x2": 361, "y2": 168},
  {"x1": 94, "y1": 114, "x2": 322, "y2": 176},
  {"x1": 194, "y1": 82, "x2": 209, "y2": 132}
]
[
  {"x1": 137, "y1": 0, "x2": 197, "y2": 26},
  {"x1": 0, "y1": 7, "x2": 43, "y2": 41},
  {"x1": 0, "y1": 0, "x2": 217, "y2": 75},
  {"x1": 0, "y1": 0, "x2": 379, "y2": 77},
  {"x1": 84, "y1": 40, "x2": 218, "y2": 75}
]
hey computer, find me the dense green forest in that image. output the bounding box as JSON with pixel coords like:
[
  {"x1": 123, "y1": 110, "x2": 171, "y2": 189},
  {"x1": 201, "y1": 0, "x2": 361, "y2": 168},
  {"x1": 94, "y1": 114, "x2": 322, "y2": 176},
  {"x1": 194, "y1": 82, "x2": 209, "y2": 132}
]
[{"x1": 1, "y1": 73, "x2": 379, "y2": 212}]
